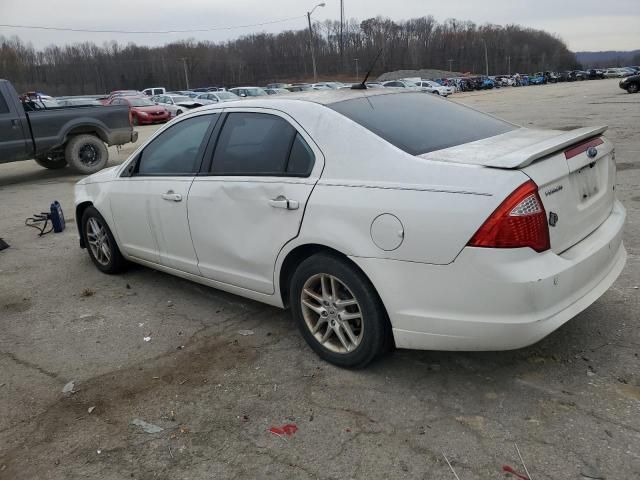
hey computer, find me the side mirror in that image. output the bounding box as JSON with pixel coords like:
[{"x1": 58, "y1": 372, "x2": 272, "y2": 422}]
[{"x1": 240, "y1": 93, "x2": 247, "y2": 97}]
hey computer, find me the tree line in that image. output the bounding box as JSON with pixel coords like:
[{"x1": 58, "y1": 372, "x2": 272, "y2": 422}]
[{"x1": 0, "y1": 16, "x2": 580, "y2": 95}]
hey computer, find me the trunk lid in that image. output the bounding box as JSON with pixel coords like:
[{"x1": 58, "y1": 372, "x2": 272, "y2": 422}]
[{"x1": 421, "y1": 126, "x2": 616, "y2": 253}]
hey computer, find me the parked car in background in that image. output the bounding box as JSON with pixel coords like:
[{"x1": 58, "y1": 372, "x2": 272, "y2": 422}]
[
  {"x1": 381, "y1": 80, "x2": 421, "y2": 90},
  {"x1": 1, "y1": 79, "x2": 137, "y2": 174},
  {"x1": 56, "y1": 97, "x2": 104, "y2": 107},
  {"x1": 286, "y1": 85, "x2": 314, "y2": 93},
  {"x1": 151, "y1": 94, "x2": 202, "y2": 116},
  {"x1": 265, "y1": 83, "x2": 290, "y2": 89},
  {"x1": 585, "y1": 69, "x2": 604, "y2": 80},
  {"x1": 604, "y1": 69, "x2": 626, "y2": 78},
  {"x1": 142, "y1": 87, "x2": 166, "y2": 96},
  {"x1": 229, "y1": 87, "x2": 269, "y2": 97},
  {"x1": 413, "y1": 80, "x2": 453, "y2": 96},
  {"x1": 312, "y1": 82, "x2": 345, "y2": 90},
  {"x1": 108, "y1": 96, "x2": 170, "y2": 125},
  {"x1": 104, "y1": 90, "x2": 142, "y2": 104},
  {"x1": 264, "y1": 88, "x2": 290, "y2": 95},
  {"x1": 619, "y1": 74, "x2": 640, "y2": 94},
  {"x1": 75, "y1": 89, "x2": 626, "y2": 368},
  {"x1": 528, "y1": 73, "x2": 546, "y2": 85},
  {"x1": 195, "y1": 91, "x2": 240, "y2": 104}
]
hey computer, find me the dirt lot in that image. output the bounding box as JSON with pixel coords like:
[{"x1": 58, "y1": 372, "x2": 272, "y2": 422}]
[{"x1": 0, "y1": 79, "x2": 639, "y2": 479}]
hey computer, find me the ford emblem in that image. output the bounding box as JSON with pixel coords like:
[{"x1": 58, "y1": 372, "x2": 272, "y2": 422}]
[{"x1": 586, "y1": 146, "x2": 598, "y2": 158}]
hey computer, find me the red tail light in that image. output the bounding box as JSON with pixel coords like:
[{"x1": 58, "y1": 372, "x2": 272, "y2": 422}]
[{"x1": 468, "y1": 180, "x2": 550, "y2": 253}]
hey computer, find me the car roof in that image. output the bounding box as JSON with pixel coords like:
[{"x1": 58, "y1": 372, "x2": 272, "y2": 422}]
[{"x1": 191, "y1": 88, "x2": 409, "y2": 109}]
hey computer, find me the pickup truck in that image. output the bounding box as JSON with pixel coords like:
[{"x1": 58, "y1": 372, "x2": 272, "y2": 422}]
[{"x1": 0, "y1": 79, "x2": 138, "y2": 174}]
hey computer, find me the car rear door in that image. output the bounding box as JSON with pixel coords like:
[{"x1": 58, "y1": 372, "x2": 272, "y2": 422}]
[
  {"x1": 188, "y1": 108, "x2": 324, "y2": 294},
  {"x1": 109, "y1": 112, "x2": 219, "y2": 272}
]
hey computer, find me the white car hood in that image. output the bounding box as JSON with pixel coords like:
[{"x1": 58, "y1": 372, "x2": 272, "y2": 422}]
[{"x1": 419, "y1": 125, "x2": 608, "y2": 169}]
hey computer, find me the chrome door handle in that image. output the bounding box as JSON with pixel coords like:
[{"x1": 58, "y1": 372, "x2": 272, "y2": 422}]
[
  {"x1": 161, "y1": 191, "x2": 182, "y2": 202},
  {"x1": 269, "y1": 196, "x2": 299, "y2": 210}
]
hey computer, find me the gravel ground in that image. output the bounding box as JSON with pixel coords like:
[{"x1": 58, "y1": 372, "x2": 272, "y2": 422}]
[{"x1": 0, "y1": 79, "x2": 638, "y2": 480}]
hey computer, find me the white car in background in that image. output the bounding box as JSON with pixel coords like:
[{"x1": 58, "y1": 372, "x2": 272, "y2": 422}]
[
  {"x1": 228, "y1": 87, "x2": 268, "y2": 97},
  {"x1": 195, "y1": 91, "x2": 240, "y2": 104},
  {"x1": 151, "y1": 94, "x2": 202, "y2": 117},
  {"x1": 74, "y1": 90, "x2": 626, "y2": 368},
  {"x1": 413, "y1": 80, "x2": 454, "y2": 96},
  {"x1": 381, "y1": 80, "x2": 422, "y2": 90}
]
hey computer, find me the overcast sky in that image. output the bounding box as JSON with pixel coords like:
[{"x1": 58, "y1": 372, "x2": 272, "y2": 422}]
[{"x1": 1, "y1": 0, "x2": 639, "y2": 52}]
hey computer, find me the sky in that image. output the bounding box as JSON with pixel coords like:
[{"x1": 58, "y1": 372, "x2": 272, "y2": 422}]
[{"x1": 0, "y1": 0, "x2": 639, "y2": 52}]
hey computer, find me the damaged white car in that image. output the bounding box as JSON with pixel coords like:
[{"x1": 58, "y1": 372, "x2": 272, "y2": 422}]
[{"x1": 75, "y1": 90, "x2": 626, "y2": 367}]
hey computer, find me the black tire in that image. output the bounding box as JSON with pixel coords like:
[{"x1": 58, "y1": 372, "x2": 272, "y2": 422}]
[
  {"x1": 81, "y1": 206, "x2": 126, "y2": 274},
  {"x1": 132, "y1": 115, "x2": 140, "y2": 126},
  {"x1": 176, "y1": 109, "x2": 183, "y2": 115},
  {"x1": 628, "y1": 84, "x2": 639, "y2": 94},
  {"x1": 65, "y1": 134, "x2": 109, "y2": 175},
  {"x1": 290, "y1": 253, "x2": 389, "y2": 368},
  {"x1": 34, "y1": 155, "x2": 68, "y2": 170}
]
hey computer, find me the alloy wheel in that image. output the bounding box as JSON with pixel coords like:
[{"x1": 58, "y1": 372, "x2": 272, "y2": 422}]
[
  {"x1": 79, "y1": 144, "x2": 99, "y2": 167},
  {"x1": 86, "y1": 217, "x2": 112, "y2": 266},
  {"x1": 300, "y1": 273, "x2": 363, "y2": 353}
]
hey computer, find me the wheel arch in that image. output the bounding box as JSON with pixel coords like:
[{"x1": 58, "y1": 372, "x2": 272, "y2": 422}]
[{"x1": 75, "y1": 201, "x2": 94, "y2": 248}]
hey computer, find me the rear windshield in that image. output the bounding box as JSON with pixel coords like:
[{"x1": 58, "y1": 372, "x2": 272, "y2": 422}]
[{"x1": 329, "y1": 92, "x2": 515, "y2": 155}]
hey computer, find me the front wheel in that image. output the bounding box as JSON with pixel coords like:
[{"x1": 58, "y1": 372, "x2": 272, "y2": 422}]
[
  {"x1": 290, "y1": 254, "x2": 388, "y2": 368},
  {"x1": 628, "y1": 84, "x2": 639, "y2": 94},
  {"x1": 81, "y1": 206, "x2": 127, "y2": 274},
  {"x1": 65, "y1": 135, "x2": 109, "y2": 174}
]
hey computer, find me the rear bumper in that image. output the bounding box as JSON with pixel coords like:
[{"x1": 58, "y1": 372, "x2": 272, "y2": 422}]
[
  {"x1": 351, "y1": 200, "x2": 626, "y2": 351},
  {"x1": 107, "y1": 128, "x2": 138, "y2": 146}
]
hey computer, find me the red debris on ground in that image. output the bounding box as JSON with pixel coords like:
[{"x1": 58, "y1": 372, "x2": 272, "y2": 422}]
[
  {"x1": 269, "y1": 424, "x2": 298, "y2": 436},
  {"x1": 502, "y1": 465, "x2": 530, "y2": 480}
]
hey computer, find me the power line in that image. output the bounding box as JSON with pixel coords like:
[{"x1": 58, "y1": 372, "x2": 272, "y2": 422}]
[{"x1": 0, "y1": 16, "x2": 305, "y2": 35}]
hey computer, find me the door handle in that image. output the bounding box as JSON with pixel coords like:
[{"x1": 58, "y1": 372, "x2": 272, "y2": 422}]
[
  {"x1": 269, "y1": 196, "x2": 299, "y2": 210},
  {"x1": 161, "y1": 190, "x2": 182, "y2": 202},
  {"x1": 11, "y1": 119, "x2": 19, "y2": 129}
]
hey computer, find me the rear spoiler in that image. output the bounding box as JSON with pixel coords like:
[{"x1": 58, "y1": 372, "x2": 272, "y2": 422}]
[
  {"x1": 420, "y1": 125, "x2": 609, "y2": 169},
  {"x1": 496, "y1": 125, "x2": 608, "y2": 169}
]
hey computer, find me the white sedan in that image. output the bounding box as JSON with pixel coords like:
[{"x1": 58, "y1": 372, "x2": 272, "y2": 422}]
[
  {"x1": 414, "y1": 80, "x2": 455, "y2": 96},
  {"x1": 151, "y1": 94, "x2": 202, "y2": 116},
  {"x1": 75, "y1": 90, "x2": 626, "y2": 368}
]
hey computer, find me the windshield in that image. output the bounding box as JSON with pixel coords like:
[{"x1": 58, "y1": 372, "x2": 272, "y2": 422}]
[
  {"x1": 247, "y1": 89, "x2": 267, "y2": 96},
  {"x1": 129, "y1": 98, "x2": 155, "y2": 107},
  {"x1": 171, "y1": 96, "x2": 192, "y2": 103},
  {"x1": 329, "y1": 92, "x2": 516, "y2": 156},
  {"x1": 217, "y1": 92, "x2": 238, "y2": 100}
]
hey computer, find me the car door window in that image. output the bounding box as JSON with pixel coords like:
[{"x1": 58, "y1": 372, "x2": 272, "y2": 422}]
[
  {"x1": 137, "y1": 115, "x2": 215, "y2": 175},
  {"x1": 210, "y1": 112, "x2": 313, "y2": 176},
  {"x1": 0, "y1": 94, "x2": 9, "y2": 114}
]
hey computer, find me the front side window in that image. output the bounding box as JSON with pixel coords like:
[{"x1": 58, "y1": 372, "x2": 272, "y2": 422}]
[
  {"x1": 137, "y1": 115, "x2": 215, "y2": 175},
  {"x1": 210, "y1": 112, "x2": 314, "y2": 176}
]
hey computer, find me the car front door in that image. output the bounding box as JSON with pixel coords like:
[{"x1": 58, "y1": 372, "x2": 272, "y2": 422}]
[
  {"x1": 0, "y1": 91, "x2": 29, "y2": 162},
  {"x1": 188, "y1": 109, "x2": 324, "y2": 294},
  {"x1": 109, "y1": 112, "x2": 219, "y2": 273}
]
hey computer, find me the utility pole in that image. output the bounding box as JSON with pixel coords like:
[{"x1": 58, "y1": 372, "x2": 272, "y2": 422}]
[
  {"x1": 481, "y1": 39, "x2": 489, "y2": 76},
  {"x1": 507, "y1": 55, "x2": 511, "y2": 76},
  {"x1": 340, "y1": 0, "x2": 344, "y2": 61},
  {"x1": 181, "y1": 57, "x2": 190, "y2": 90},
  {"x1": 306, "y1": 3, "x2": 325, "y2": 83},
  {"x1": 447, "y1": 59, "x2": 454, "y2": 72},
  {"x1": 354, "y1": 58, "x2": 359, "y2": 79}
]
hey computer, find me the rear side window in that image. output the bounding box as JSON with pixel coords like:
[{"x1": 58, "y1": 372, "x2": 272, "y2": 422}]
[
  {"x1": 211, "y1": 112, "x2": 314, "y2": 176},
  {"x1": 0, "y1": 93, "x2": 9, "y2": 114},
  {"x1": 137, "y1": 115, "x2": 214, "y2": 175},
  {"x1": 329, "y1": 92, "x2": 515, "y2": 155}
]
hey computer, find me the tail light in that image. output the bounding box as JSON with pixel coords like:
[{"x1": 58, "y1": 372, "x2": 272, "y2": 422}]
[{"x1": 468, "y1": 180, "x2": 550, "y2": 252}]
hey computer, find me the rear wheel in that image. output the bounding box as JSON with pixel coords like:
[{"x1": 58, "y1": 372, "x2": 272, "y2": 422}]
[
  {"x1": 34, "y1": 151, "x2": 67, "y2": 170},
  {"x1": 81, "y1": 206, "x2": 126, "y2": 274},
  {"x1": 65, "y1": 134, "x2": 109, "y2": 175},
  {"x1": 132, "y1": 115, "x2": 140, "y2": 126},
  {"x1": 290, "y1": 254, "x2": 388, "y2": 368}
]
